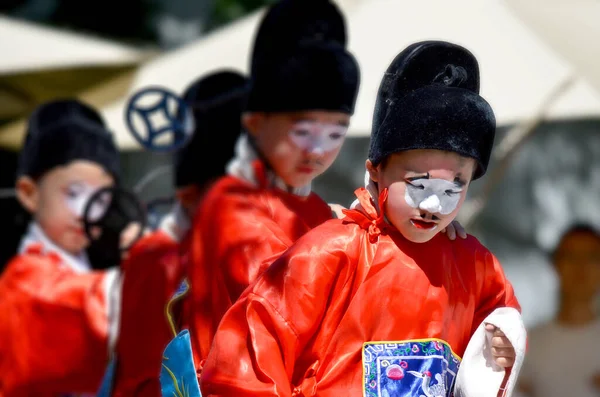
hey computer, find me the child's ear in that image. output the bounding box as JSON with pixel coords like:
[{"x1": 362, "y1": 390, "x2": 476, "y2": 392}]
[
  {"x1": 366, "y1": 159, "x2": 380, "y2": 183},
  {"x1": 15, "y1": 176, "x2": 39, "y2": 214},
  {"x1": 242, "y1": 112, "x2": 264, "y2": 138}
]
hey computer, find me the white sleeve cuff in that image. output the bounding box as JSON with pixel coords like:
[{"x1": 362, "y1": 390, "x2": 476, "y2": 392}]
[
  {"x1": 103, "y1": 267, "x2": 123, "y2": 355},
  {"x1": 454, "y1": 307, "x2": 527, "y2": 397}
]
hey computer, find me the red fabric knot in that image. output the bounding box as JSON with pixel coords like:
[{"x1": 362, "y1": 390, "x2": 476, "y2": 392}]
[
  {"x1": 342, "y1": 187, "x2": 391, "y2": 243},
  {"x1": 367, "y1": 220, "x2": 381, "y2": 243}
]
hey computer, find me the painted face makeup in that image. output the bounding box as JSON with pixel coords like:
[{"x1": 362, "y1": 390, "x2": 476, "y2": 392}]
[
  {"x1": 288, "y1": 121, "x2": 348, "y2": 155},
  {"x1": 404, "y1": 177, "x2": 463, "y2": 215},
  {"x1": 65, "y1": 182, "x2": 112, "y2": 222}
]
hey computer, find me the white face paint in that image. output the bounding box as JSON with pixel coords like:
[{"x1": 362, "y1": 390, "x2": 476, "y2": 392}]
[
  {"x1": 65, "y1": 182, "x2": 112, "y2": 222},
  {"x1": 288, "y1": 121, "x2": 348, "y2": 155},
  {"x1": 404, "y1": 178, "x2": 463, "y2": 215}
]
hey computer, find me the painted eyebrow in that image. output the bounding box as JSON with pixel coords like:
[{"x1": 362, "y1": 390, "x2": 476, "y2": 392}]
[
  {"x1": 406, "y1": 172, "x2": 430, "y2": 182},
  {"x1": 406, "y1": 174, "x2": 466, "y2": 188}
]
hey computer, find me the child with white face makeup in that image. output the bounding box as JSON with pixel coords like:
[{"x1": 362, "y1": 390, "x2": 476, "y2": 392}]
[
  {"x1": 178, "y1": 0, "x2": 361, "y2": 376},
  {"x1": 200, "y1": 41, "x2": 526, "y2": 397},
  {"x1": 0, "y1": 99, "x2": 123, "y2": 396}
]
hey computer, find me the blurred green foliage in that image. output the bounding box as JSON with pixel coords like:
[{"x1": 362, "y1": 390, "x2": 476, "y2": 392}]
[{"x1": 210, "y1": 0, "x2": 275, "y2": 30}]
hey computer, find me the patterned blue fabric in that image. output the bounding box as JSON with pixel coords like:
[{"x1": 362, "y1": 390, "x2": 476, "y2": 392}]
[
  {"x1": 363, "y1": 339, "x2": 461, "y2": 397},
  {"x1": 161, "y1": 330, "x2": 201, "y2": 397}
]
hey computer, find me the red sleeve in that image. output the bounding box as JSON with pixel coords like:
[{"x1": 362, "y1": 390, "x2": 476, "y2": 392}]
[
  {"x1": 186, "y1": 183, "x2": 298, "y2": 361},
  {"x1": 112, "y1": 230, "x2": 185, "y2": 397},
  {"x1": 0, "y1": 253, "x2": 112, "y2": 395},
  {"x1": 472, "y1": 248, "x2": 521, "y2": 333},
  {"x1": 200, "y1": 222, "x2": 355, "y2": 397}
]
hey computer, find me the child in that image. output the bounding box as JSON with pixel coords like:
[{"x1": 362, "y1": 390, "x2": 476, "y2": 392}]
[
  {"x1": 177, "y1": 1, "x2": 465, "y2": 376},
  {"x1": 108, "y1": 70, "x2": 250, "y2": 397},
  {"x1": 178, "y1": 0, "x2": 361, "y2": 372},
  {"x1": 161, "y1": 70, "x2": 250, "y2": 240},
  {"x1": 200, "y1": 41, "x2": 524, "y2": 397},
  {"x1": 0, "y1": 99, "x2": 122, "y2": 395},
  {"x1": 518, "y1": 224, "x2": 600, "y2": 397}
]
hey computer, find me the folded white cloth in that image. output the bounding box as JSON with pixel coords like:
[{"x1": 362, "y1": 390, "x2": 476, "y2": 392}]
[{"x1": 454, "y1": 307, "x2": 527, "y2": 397}]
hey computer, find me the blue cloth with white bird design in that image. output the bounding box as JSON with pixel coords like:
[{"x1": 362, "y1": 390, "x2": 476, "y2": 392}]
[{"x1": 362, "y1": 339, "x2": 461, "y2": 397}]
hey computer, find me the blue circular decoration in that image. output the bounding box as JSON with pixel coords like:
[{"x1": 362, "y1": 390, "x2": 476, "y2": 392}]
[{"x1": 125, "y1": 86, "x2": 194, "y2": 152}]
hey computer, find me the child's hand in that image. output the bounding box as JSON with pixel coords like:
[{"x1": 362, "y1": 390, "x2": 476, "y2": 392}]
[
  {"x1": 485, "y1": 323, "x2": 515, "y2": 368},
  {"x1": 442, "y1": 220, "x2": 467, "y2": 240},
  {"x1": 120, "y1": 222, "x2": 146, "y2": 249}
]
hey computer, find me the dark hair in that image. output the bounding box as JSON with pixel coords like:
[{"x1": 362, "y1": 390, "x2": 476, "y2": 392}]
[
  {"x1": 560, "y1": 224, "x2": 600, "y2": 241},
  {"x1": 552, "y1": 223, "x2": 600, "y2": 261}
]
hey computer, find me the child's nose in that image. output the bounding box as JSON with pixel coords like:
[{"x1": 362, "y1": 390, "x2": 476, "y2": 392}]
[
  {"x1": 419, "y1": 194, "x2": 442, "y2": 213},
  {"x1": 305, "y1": 145, "x2": 324, "y2": 157}
]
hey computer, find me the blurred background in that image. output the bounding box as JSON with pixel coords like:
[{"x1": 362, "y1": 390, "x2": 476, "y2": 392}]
[{"x1": 1, "y1": 0, "x2": 599, "y2": 333}]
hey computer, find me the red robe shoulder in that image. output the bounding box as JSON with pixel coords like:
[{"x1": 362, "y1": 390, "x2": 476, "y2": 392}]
[{"x1": 0, "y1": 246, "x2": 114, "y2": 396}]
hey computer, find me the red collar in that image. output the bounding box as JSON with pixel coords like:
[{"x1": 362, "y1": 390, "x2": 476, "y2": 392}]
[{"x1": 342, "y1": 187, "x2": 394, "y2": 242}]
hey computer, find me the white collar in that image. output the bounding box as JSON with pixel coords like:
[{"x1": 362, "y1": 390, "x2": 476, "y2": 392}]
[
  {"x1": 18, "y1": 222, "x2": 91, "y2": 273},
  {"x1": 226, "y1": 134, "x2": 312, "y2": 197}
]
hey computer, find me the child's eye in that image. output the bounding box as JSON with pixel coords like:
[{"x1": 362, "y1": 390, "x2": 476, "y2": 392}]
[
  {"x1": 65, "y1": 183, "x2": 86, "y2": 198},
  {"x1": 291, "y1": 129, "x2": 310, "y2": 137},
  {"x1": 329, "y1": 132, "x2": 343, "y2": 140},
  {"x1": 445, "y1": 190, "x2": 460, "y2": 196},
  {"x1": 66, "y1": 187, "x2": 81, "y2": 198}
]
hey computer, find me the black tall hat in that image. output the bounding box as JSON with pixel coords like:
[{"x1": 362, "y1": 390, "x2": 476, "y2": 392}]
[
  {"x1": 174, "y1": 70, "x2": 250, "y2": 188},
  {"x1": 18, "y1": 99, "x2": 120, "y2": 181},
  {"x1": 250, "y1": 0, "x2": 347, "y2": 73},
  {"x1": 369, "y1": 41, "x2": 496, "y2": 179},
  {"x1": 246, "y1": 0, "x2": 360, "y2": 115}
]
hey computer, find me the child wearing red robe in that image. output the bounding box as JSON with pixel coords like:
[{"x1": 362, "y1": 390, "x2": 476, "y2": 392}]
[
  {"x1": 178, "y1": 0, "x2": 361, "y2": 374},
  {"x1": 0, "y1": 99, "x2": 122, "y2": 396},
  {"x1": 200, "y1": 41, "x2": 527, "y2": 397},
  {"x1": 108, "y1": 70, "x2": 250, "y2": 397}
]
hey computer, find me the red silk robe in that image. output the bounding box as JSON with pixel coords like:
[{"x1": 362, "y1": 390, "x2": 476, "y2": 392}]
[
  {"x1": 110, "y1": 228, "x2": 186, "y2": 397},
  {"x1": 0, "y1": 223, "x2": 119, "y2": 396},
  {"x1": 200, "y1": 188, "x2": 521, "y2": 397},
  {"x1": 180, "y1": 159, "x2": 333, "y2": 371}
]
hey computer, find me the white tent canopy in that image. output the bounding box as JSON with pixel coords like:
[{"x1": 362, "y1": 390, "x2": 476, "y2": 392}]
[
  {"x1": 0, "y1": 15, "x2": 149, "y2": 75},
  {"x1": 504, "y1": 0, "x2": 600, "y2": 95},
  {"x1": 346, "y1": 0, "x2": 600, "y2": 137},
  {"x1": 2, "y1": 0, "x2": 600, "y2": 150}
]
